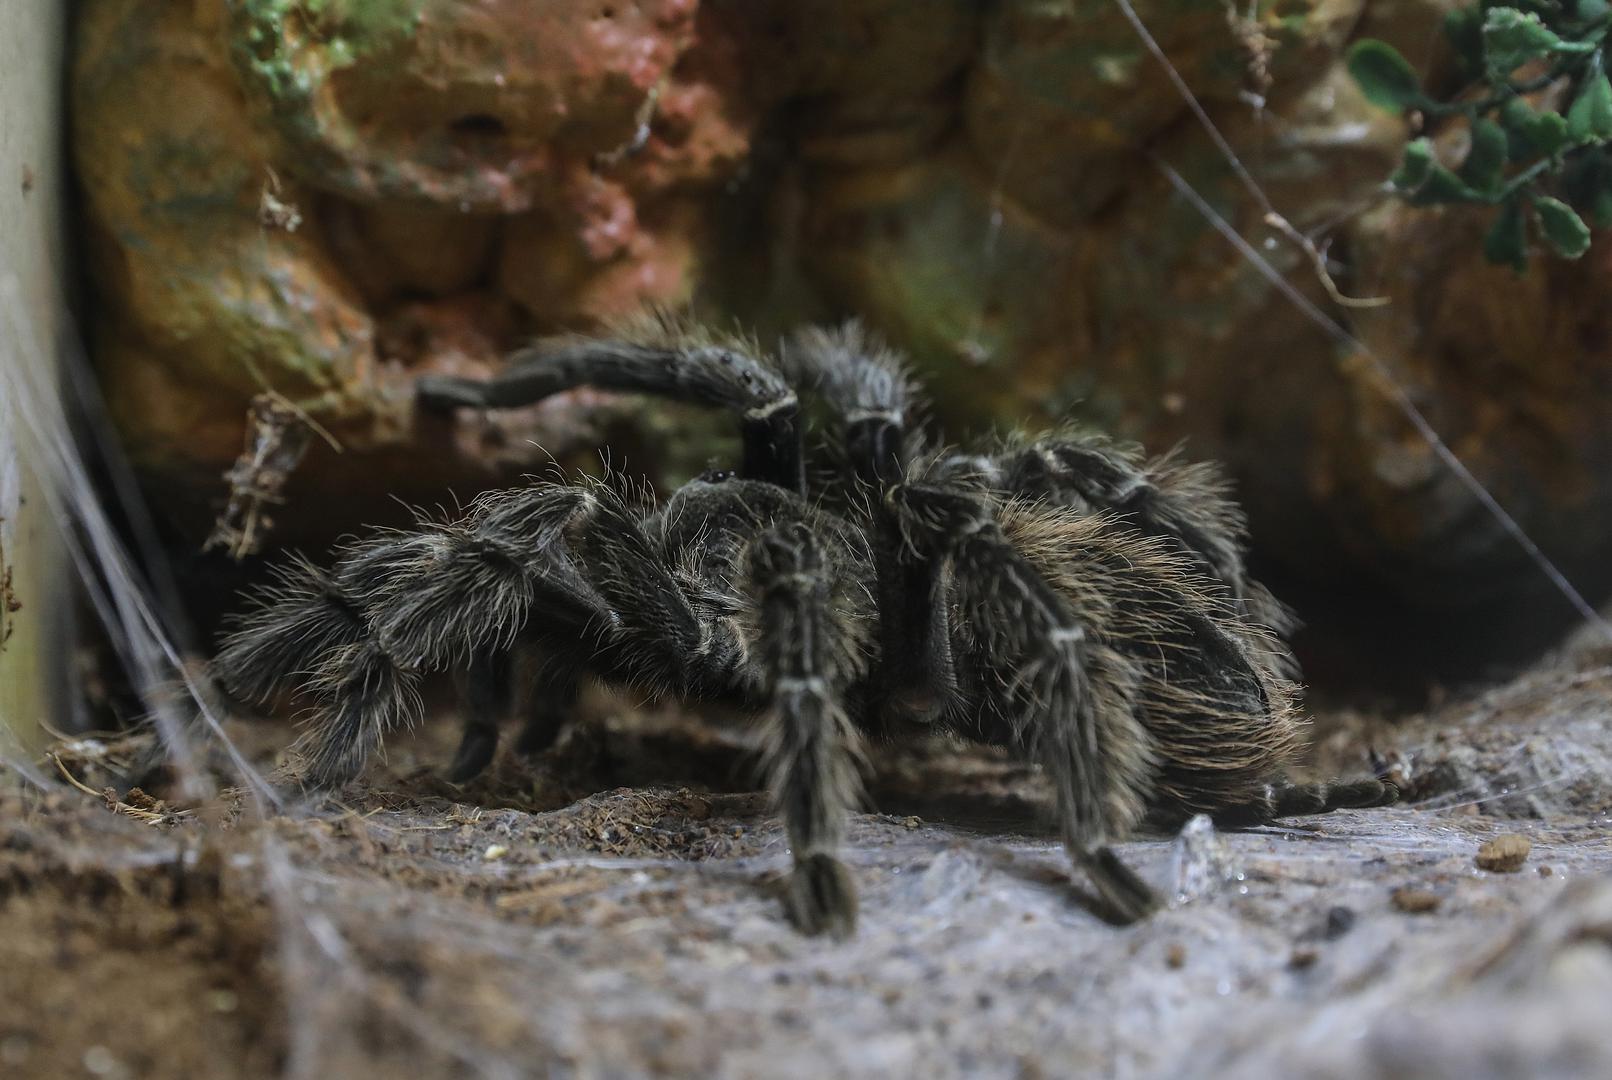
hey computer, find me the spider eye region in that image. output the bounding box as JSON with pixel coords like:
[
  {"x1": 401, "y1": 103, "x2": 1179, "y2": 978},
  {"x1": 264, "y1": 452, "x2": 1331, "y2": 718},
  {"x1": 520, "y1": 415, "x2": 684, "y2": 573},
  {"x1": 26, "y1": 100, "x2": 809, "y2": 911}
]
[{"x1": 697, "y1": 468, "x2": 737, "y2": 484}]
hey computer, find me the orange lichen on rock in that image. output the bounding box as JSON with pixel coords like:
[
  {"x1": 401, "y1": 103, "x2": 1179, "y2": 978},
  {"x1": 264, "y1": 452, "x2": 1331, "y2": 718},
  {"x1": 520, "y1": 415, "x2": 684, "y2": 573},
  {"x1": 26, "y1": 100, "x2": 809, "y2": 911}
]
[{"x1": 74, "y1": 0, "x2": 759, "y2": 486}]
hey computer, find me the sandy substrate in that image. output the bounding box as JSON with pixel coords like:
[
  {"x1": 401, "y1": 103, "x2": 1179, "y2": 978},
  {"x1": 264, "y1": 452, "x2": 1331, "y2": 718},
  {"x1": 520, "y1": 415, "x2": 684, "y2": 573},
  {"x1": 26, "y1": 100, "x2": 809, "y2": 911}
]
[{"x1": 3, "y1": 644, "x2": 1610, "y2": 1080}]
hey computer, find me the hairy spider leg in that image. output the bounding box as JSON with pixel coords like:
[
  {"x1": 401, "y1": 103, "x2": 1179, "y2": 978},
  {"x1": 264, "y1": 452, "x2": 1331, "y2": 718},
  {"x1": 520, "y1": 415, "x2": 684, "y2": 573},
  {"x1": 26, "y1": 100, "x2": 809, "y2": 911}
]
[
  {"x1": 214, "y1": 553, "x2": 368, "y2": 707},
  {"x1": 785, "y1": 325, "x2": 957, "y2": 726},
  {"x1": 442, "y1": 644, "x2": 586, "y2": 785},
  {"x1": 446, "y1": 650, "x2": 514, "y2": 782},
  {"x1": 213, "y1": 536, "x2": 462, "y2": 785},
  {"x1": 782, "y1": 323, "x2": 917, "y2": 489},
  {"x1": 512, "y1": 649, "x2": 581, "y2": 758},
  {"x1": 257, "y1": 485, "x2": 598, "y2": 786},
  {"x1": 415, "y1": 316, "x2": 806, "y2": 493},
  {"x1": 439, "y1": 484, "x2": 710, "y2": 782},
  {"x1": 889, "y1": 481, "x2": 1160, "y2": 923},
  {"x1": 215, "y1": 481, "x2": 703, "y2": 787},
  {"x1": 744, "y1": 519, "x2": 870, "y2": 938},
  {"x1": 1206, "y1": 776, "x2": 1400, "y2": 828}
]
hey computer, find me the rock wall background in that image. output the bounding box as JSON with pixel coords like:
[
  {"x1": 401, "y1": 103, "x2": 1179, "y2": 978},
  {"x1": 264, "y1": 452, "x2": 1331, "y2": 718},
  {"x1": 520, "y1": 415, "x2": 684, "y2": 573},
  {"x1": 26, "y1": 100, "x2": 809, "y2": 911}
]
[{"x1": 71, "y1": 0, "x2": 1612, "y2": 678}]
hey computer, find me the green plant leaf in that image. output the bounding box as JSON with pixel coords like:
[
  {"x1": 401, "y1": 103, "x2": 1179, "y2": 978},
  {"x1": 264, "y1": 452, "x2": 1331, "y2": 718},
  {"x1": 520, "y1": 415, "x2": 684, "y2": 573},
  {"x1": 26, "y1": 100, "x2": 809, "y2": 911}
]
[
  {"x1": 1410, "y1": 163, "x2": 1479, "y2": 205},
  {"x1": 1533, "y1": 111, "x2": 1570, "y2": 155},
  {"x1": 1501, "y1": 97, "x2": 1570, "y2": 158},
  {"x1": 1347, "y1": 40, "x2": 1426, "y2": 110},
  {"x1": 1369, "y1": 6, "x2": 1607, "y2": 270},
  {"x1": 1577, "y1": 0, "x2": 1611, "y2": 24},
  {"x1": 1483, "y1": 8, "x2": 1567, "y2": 75},
  {"x1": 1535, "y1": 195, "x2": 1593, "y2": 256},
  {"x1": 1461, "y1": 117, "x2": 1510, "y2": 192},
  {"x1": 1567, "y1": 70, "x2": 1612, "y2": 142},
  {"x1": 1484, "y1": 198, "x2": 1529, "y2": 270},
  {"x1": 1391, "y1": 138, "x2": 1437, "y2": 191}
]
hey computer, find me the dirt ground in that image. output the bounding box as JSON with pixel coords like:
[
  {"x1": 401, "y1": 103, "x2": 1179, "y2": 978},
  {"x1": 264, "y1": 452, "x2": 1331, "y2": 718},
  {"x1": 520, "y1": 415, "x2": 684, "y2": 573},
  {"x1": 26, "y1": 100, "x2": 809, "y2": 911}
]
[{"x1": 3, "y1": 638, "x2": 1611, "y2": 1080}]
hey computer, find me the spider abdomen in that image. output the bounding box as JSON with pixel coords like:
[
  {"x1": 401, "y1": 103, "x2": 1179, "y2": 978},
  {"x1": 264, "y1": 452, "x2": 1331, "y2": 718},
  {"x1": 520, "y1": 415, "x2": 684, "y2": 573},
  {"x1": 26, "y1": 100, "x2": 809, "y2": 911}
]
[{"x1": 996, "y1": 503, "x2": 1304, "y2": 823}]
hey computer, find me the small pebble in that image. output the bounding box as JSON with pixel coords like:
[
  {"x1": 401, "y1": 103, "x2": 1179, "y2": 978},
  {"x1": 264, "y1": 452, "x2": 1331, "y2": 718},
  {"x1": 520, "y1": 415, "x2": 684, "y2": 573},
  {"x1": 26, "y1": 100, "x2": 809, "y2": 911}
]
[
  {"x1": 483, "y1": 844, "x2": 509, "y2": 861},
  {"x1": 1390, "y1": 886, "x2": 1441, "y2": 914},
  {"x1": 902, "y1": 815, "x2": 922, "y2": 831},
  {"x1": 1289, "y1": 946, "x2": 1319, "y2": 970},
  {"x1": 1164, "y1": 943, "x2": 1187, "y2": 969},
  {"x1": 83, "y1": 1046, "x2": 118, "y2": 1076},
  {"x1": 1323, "y1": 905, "x2": 1356, "y2": 940},
  {"x1": 1476, "y1": 834, "x2": 1531, "y2": 873},
  {"x1": 1538, "y1": 864, "x2": 1554, "y2": 878}
]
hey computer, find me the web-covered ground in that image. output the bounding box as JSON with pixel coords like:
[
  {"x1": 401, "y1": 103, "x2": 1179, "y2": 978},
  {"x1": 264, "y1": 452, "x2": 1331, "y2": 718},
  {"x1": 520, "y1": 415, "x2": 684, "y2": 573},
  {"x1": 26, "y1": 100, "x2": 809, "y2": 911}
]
[{"x1": 4, "y1": 629, "x2": 1611, "y2": 1080}]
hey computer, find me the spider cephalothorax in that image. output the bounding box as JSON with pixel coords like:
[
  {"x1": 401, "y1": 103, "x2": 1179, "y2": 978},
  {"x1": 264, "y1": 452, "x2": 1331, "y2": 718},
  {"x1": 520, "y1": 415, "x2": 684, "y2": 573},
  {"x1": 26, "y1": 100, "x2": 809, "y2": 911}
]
[{"x1": 215, "y1": 314, "x2": 1393, "y2": 936}]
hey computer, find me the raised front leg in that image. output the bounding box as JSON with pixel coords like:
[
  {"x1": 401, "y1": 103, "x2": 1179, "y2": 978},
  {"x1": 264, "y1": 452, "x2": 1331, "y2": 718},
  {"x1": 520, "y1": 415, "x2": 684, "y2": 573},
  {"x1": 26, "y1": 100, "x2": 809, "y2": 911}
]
[{"x1": 416, "y1": 312, "x2": 805, "y2": 493}]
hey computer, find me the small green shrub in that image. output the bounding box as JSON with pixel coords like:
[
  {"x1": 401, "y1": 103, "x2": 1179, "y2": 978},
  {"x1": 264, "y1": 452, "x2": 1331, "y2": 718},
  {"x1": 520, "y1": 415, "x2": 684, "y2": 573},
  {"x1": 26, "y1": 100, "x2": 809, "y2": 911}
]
[{"x1": 1348, "y1": 1, "x2": 1612, "y2": 269}]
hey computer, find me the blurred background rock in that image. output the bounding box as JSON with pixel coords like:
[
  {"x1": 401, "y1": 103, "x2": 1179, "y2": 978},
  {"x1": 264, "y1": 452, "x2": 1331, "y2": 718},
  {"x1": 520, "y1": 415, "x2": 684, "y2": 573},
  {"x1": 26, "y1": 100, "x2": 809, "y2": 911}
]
[{"x1": 70, "y1": 0, "x2": 1612, "y2": 691}]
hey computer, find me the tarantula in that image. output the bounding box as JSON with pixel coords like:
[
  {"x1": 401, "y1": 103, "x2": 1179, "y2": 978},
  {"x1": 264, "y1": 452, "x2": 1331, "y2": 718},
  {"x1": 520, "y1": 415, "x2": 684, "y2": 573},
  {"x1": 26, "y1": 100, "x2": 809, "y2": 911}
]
[{"x1": 214, "y1": 315, "x2": 1394, "y2": 936}]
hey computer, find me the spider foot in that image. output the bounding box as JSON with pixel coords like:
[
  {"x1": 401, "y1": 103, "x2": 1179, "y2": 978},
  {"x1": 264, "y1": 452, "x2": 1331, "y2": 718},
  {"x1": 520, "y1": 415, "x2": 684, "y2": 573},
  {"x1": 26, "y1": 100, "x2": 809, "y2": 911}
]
[
  {"x1": 1272, "y1": 777, "x2": 1400, "y2": 817},
  {"x1": 414, "y1": 374, "x2": 484, "y2": 411},
  {"x1": 1081, "y1": 846, "x2": 1161, "y2": 925},
  {"x1": 1321, "y1": 777, "x2": 1400, "y2": 810},
  {"x1": 446, "y1": 726, "x2": 499, "y2": 784},
  {"x1": 784, "y1": 853, "x2": 858, "y2": 939}
]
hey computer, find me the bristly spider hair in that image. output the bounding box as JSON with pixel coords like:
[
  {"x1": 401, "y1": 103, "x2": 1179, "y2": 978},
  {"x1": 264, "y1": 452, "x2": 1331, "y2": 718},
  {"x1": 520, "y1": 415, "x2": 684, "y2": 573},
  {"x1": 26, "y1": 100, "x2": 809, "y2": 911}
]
[{"x1": 214, "y1": 311, "x2": 1396, "y2": 936}]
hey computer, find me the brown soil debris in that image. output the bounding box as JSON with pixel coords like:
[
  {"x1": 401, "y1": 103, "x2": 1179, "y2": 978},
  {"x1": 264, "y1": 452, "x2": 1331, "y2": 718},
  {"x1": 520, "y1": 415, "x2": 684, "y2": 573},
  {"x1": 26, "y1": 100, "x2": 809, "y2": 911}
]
[
  {"x1": 1, "y1": 560, "x2": 20, "y2": 649},
  {"x1": 1477, "y1": 834, "x2": 1534, "y2": 874},
  {"x1": 205, "y1": 394, "x2": 316, "y2": 560},
  {"x1": 5, "y1": 639, "x2": 1612, "y2": 1078},
  {"x1": 0, "y1": 794, "x2": 281, "y2": 1080},
  {"x1": 1391, "y1": 886, "x2": 1442, "y2": 914}
]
